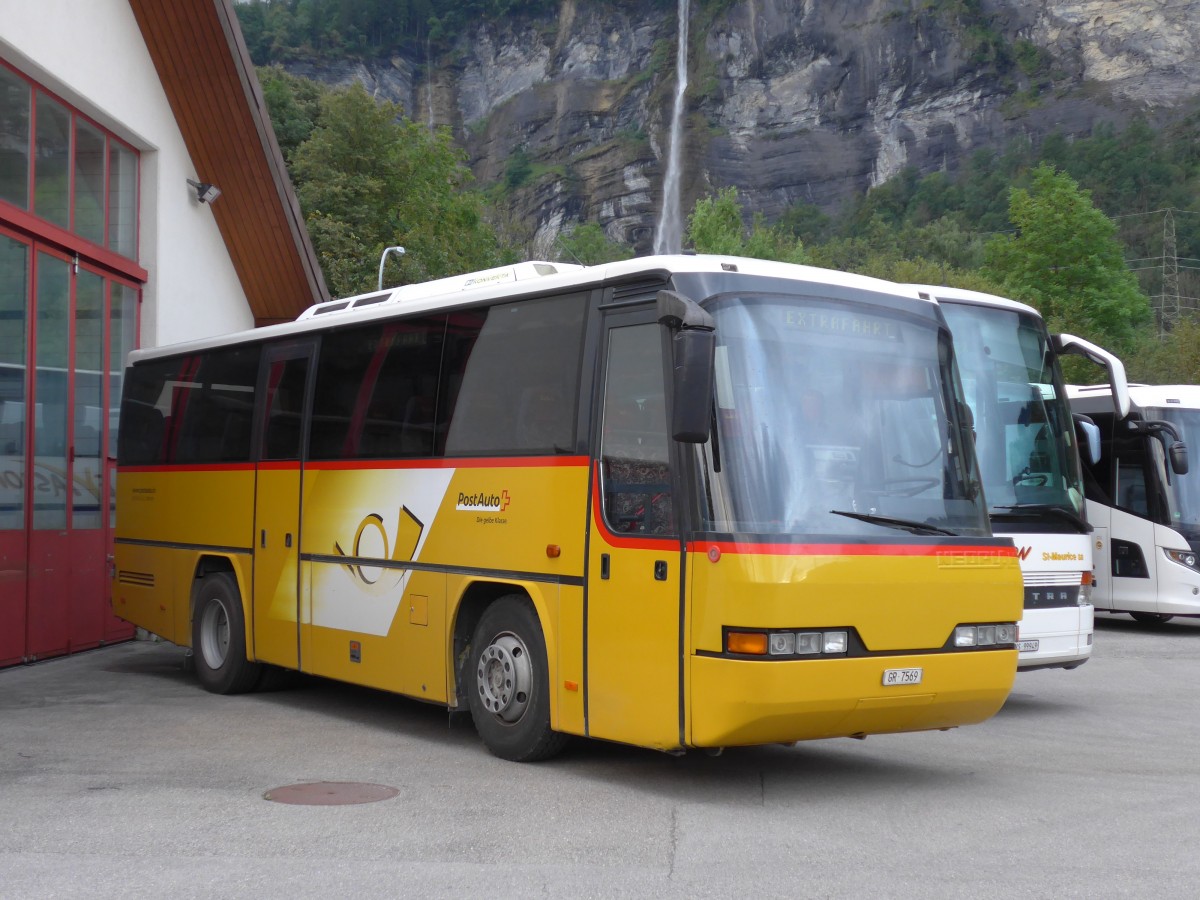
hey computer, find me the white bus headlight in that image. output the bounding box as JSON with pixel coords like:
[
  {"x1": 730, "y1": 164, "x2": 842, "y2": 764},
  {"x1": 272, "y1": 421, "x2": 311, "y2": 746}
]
[
  {"x1": 768, "y1": 632, "x2": 796, "y2": 655},
  {"x1": 994, "y1": 623, "x2": 1017, "y2": 643},
  {"x1": 796, "y1": 632, "x2": 823, "y2": 655},
  {"x1": 823, "y1": 631, "x2": 848, "y2": 654},
  {"x1": 955, "y1": 623, "x2": 1016, "y2": 647},
  {"x1": 1165, "y1": 548, "x2": 1198, "y2": 569}
]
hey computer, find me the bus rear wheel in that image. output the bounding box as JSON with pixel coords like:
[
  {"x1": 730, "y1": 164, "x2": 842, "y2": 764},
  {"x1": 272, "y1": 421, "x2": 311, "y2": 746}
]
[
  {"x1": 467, "y1": 595, "x2": 567, "y2": 762},
  {"x1": 1129, "y1": 612, "x2": 1174, "y2": 625},
  {"x1": 191, "y1": 573, "x2": 262, "y2": 694}
]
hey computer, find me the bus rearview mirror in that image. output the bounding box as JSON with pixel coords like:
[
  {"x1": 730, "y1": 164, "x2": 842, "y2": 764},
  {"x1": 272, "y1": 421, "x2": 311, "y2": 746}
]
[
  {"x1": 1074, "y1": 414, "x2": 1101, "y2": 466},
  {"x1": 1170, "y1": 441, "x2": 1189, "y2": 476},
  {"x1": 670, "y1": 329, "x2": 715, "y2": 443},
  {"x1": 658, "y1": 290, "x2": 715, "y2": 443}
]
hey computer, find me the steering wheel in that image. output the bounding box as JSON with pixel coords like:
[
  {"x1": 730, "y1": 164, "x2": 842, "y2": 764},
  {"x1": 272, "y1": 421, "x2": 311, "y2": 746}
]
[{"x1": 1014, "y1": 472, "x2": 1048, "y2": 487}]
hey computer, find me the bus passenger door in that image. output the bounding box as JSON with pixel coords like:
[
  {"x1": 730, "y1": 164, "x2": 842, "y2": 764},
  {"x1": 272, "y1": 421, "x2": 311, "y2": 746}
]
[
  {"x1": 586, "y1": 313, "x2": 684, "y2": 750},
  {"x1": 1086, "y1": 500, "x2": 1113, "y2": 608},
  {"x1": 252, "y1": 341, "x2": 316, "y2": 669}
]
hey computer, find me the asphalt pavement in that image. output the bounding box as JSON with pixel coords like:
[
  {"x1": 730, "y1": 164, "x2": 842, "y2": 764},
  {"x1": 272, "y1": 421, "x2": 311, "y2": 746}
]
[{"x1": 2, "y1": 615, "x2": 1199, "y2": 899}]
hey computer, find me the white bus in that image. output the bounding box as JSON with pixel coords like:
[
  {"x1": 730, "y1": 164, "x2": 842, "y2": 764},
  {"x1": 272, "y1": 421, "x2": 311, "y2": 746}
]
[
  {"x1": 1067, "y1": 383, "x2": 1195, "y2": 624},
  {"x1": 912, "y1": 286, "x2": 1128, "y2": 669}
]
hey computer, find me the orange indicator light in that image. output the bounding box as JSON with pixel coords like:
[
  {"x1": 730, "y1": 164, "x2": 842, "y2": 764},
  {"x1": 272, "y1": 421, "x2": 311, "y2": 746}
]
[
  {"x1": 546, "y1": 544, "x2": 561, "y2": 558},
  {"x1": 564, "y1": 680, "x2": 579, "y2": 692},
  {"x1": 726, "y1": 631, "x2": 767, "y2": 655}
]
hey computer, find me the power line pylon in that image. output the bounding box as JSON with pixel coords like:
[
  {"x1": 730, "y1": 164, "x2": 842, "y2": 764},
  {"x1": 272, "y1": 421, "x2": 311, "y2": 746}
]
[{"x1": 1162, "y1": 207, "x2": 1180, "y2": 336}]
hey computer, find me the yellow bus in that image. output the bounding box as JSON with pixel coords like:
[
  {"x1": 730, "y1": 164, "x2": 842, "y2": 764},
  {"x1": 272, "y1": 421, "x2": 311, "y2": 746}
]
[{"x1": 112, "y1": 255, "x2": 1021, "y2": 760}]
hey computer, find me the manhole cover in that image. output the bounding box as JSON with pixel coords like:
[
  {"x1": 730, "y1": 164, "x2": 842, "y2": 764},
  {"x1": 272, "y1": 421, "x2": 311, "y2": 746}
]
[{"x1": 264, "y1": 781, "x2": 399, "y2": 806}]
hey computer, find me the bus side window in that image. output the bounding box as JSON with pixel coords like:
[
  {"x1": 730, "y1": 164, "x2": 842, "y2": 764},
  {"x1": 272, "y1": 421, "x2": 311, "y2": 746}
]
[
  {"x1": 442, "y1": 295, "x2": 585, "y2": 456},
  {"x1": 1117, "y1": 460, "x2": 1150, "y2": 516},
  {"x1": 600, "y1": 324, "x2": 674, "y2": 535},
  {"x1": 309, "y1": 318, "x2": 446, "y2": 461},
  {"x1": 171, "y1": 347, "x2": 258, "y2": 464},
  {"x1": 262, "y1": 357, "x2": 307, "y2": 461}
]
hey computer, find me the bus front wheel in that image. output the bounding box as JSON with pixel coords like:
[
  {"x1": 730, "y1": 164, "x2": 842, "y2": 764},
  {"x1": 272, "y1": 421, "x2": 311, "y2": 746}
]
[
  {"x1": 1129, "y1": 612, "x2": 1174, "y2": 625},
  {"x1": 467, "y1": 595, "x2": 567, "y2": 762},
  {"x1": 191, "y1": 573, "x2": 262, "y2": 695}
]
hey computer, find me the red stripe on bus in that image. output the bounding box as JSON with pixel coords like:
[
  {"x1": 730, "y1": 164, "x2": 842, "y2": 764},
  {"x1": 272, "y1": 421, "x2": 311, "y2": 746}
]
[{"x1": 688, "y1": 540, "x2": 1019, "y2": 557}]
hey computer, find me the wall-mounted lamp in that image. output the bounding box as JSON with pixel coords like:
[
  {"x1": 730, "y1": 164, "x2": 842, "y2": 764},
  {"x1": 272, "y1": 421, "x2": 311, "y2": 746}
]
[
  {"x1": 378, "y1": 245, "x2": 406, "y2": 290},
  {"x1": 187, "y1": 178, "x2": 221, "y2": 204}
]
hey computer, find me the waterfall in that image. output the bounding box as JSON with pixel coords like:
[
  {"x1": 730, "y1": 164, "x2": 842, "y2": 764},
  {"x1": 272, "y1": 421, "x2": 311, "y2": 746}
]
[
  {"x1": 653, "y1": 0, "x2": 689, "y2": 255},
  {"x1": 426, "y1": 37, "x2": 435, "y2": 133}
]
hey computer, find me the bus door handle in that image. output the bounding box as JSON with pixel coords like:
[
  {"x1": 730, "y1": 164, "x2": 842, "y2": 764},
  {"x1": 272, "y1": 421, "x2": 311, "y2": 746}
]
[
  {"x1": 285, "y1": 533, "x2": 293, "y2": 548},
  {"x1": 261, "y1": 529, "x2": 266, "y2": 549},
  {"x1": 600, "y1": 553, "x2": 610, "y2": 579},
  {"x1": 654, "y1": 560, "x2": 668, "y2": 581}
]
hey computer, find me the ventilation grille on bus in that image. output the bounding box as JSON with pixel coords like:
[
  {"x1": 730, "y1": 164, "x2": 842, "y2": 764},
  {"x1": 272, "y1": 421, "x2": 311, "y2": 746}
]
[
  {"x1": 1023, "y1": 572, "x2": 1081, "y2": 588},
  {"x1": 118, "y1": 570, "x2": 155, "y2": 588},
  {"x1": 610, "y1": 279, "x2": 666, "y2": 302}
]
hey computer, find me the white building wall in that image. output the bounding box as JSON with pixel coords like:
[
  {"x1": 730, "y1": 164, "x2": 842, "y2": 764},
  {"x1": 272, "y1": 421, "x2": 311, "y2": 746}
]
[{"x1": 0, "y1": 0, "x2": 255, "y2": 349}]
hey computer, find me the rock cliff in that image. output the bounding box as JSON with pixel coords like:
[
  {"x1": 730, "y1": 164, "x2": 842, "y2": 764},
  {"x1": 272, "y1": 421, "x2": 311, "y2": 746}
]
[{"x1": 285, "y1": 0, "x2": 1200, "y2": 254}]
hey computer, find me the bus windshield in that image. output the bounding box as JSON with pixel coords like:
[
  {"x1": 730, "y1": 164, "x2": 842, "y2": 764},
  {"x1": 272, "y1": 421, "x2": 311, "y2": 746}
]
[
  {"x1": 940, "y1": 303, "x2": 1085, "y2": 523},
  {"x1": 699, "y1": 292, "x2": 988, "y2": 537},
  {"x1": 1146, "y1": 407, "x2": 1200, "y2": 542}
]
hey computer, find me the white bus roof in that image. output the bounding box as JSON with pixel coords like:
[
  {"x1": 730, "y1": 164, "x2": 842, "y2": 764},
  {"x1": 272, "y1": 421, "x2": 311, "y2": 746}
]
[
  {"x1": 127, "y1": 254, "x2": 932, "y2": 365},
  {"x1": 905, "y1": 284, "x2": 1040, "y2": 318},
  {"x1": 1069, "y1": 383, "x2": 1200, "y2": 412}
]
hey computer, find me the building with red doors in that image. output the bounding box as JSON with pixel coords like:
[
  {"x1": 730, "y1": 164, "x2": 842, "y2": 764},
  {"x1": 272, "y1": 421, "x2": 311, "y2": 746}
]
[{"x1": 0, "y1": 0, "x2": 327, "y2": 666}]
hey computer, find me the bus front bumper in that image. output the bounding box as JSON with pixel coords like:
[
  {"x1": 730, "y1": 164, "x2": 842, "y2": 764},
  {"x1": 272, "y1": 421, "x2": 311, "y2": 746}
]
[{"x1": 687, "y1": 650, "x2": 1017, "y2": 748}]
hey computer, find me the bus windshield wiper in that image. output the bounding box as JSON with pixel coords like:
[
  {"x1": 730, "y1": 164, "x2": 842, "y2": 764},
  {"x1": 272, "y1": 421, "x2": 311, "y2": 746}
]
[
  {"x1": 829, "y1": 509, "x2": 959, "y2": 537},
  {"x1": 990, "y1": 503, "x2": 1089, "y2": 533}
]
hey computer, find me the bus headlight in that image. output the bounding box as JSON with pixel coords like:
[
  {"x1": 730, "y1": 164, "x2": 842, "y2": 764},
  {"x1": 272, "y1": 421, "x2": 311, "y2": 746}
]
[
  {"x1": 727, "y1": 628, "x2": 852, "y2": 657},
  {"x1": 1165, "y1": 548, "x2": 1198, "y2": 569},
  {"x1": 823, "y1": 631, "x2": 848, "y2": 654},
  {"x1": 955, "y1": 623, "x2": 1017, "y2": 647}
]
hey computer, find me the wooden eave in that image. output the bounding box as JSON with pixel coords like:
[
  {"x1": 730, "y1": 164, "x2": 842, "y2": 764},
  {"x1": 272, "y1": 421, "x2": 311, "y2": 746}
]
[{"x1": 127, "y1": 0, "x2": 328, "y2": 325}]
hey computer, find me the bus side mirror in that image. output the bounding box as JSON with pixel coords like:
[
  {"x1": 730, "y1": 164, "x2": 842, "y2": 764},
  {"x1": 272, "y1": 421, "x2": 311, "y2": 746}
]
[
  {"x1": 1127, "y1": 417, "x2": 1189, "y2": 477},
  {"x1": 1170, "y1": 441, "x2": 1189, "y2": 476},
  {"x1": 1074, "y1": 414, "x2": 1101, "y2": 466},
  {"x1": 669, "y1": 329, "x2": 716, "y2": 442},
  {"x1": 658, "y1": 290, "x2": 715, "y2": 443}
]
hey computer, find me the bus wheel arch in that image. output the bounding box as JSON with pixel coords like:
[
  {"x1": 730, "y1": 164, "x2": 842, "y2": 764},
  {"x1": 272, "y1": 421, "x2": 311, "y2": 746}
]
[
  {"x1": 460, "y1": 591, "x2": 567, "y2": 761},
  {"x1": 190, "y1": 569, "x2": 262, "y2": 695}
]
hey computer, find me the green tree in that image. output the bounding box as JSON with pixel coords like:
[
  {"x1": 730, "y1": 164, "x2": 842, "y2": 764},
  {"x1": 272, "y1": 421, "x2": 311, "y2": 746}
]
[
  {"x1": 290, "y1": 84, "x2": 503, "y2": 296},
  {"x1": 982, "y1": 164, "x2": 1151, "y2": 352},
  {"x1": 687, "y1": 187, "x2": 806, "y2": 263},
  {"x1": 1124, "y1": 318, "x2": 1200, "y2": 383},
  {"x1": 257, "y1": 65, "x2": 327, "y2": 163},
  {"x1": 556, "y1": 222, "x2": 633, "y2": 265}
]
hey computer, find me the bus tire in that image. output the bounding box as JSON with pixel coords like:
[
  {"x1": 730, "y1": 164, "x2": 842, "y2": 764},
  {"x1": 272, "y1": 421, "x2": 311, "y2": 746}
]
[
  {"x1": 191, "y1": 573, "x2": 262, "y2": 695},
  {"x1": 467, "y1": 595, "x2": 567, "y2": 762},
  {"x1": 1129, "y1": 612, "x2": 1174, "y2": 625}
]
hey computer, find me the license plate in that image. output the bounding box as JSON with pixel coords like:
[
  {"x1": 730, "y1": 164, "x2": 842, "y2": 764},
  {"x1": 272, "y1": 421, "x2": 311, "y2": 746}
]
[
  {"x1": 882, "y1": 667, "x2": 923, "y2": 686},
  {"x1": 1017, "y1": 640, "x2": 1040, "y2": 652}
]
